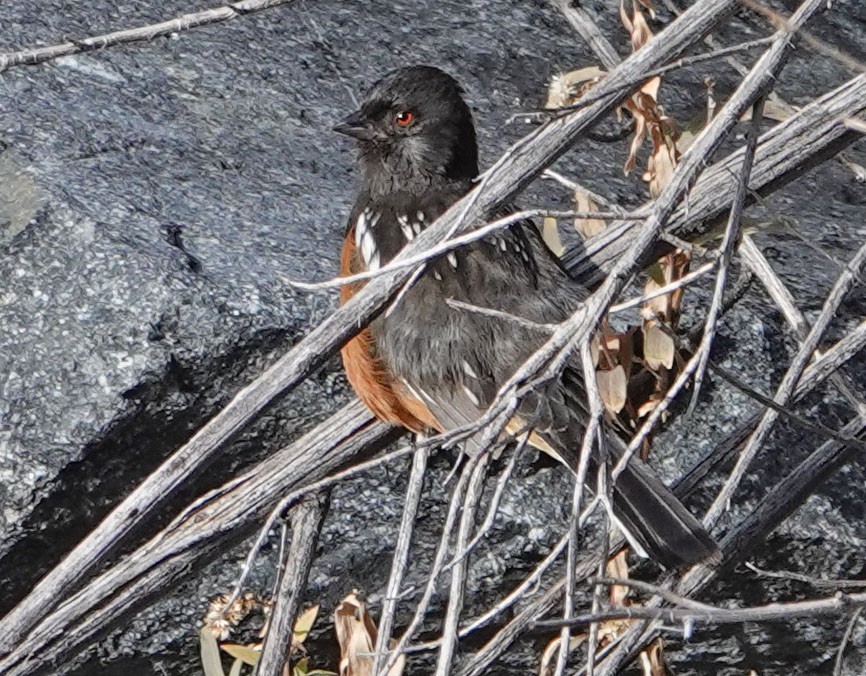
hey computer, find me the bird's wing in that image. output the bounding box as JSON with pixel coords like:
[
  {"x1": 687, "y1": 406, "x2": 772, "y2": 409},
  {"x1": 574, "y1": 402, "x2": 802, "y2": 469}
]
[{"x1": 396, "y1": 359, "x2": 497, "y2": 456}]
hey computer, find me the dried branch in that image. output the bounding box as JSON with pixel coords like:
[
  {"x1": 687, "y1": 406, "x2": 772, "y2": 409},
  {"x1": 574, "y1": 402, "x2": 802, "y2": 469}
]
[
  {"x1": 565, "y1": 74, "x2": 866, "y2": 284},
  {"x1": 542, "y1": 170, "x2": 628, "y2": 214},
  {"x1": 745, "y1": 563, "x2": 866, "y2": 591},
  {"x1": 609, "y1": 262, "x2": 716, "y2": 314},
  {"x1": 739, "y1": 235, "x2": 866, "y2": 414},
  {"x1": 536, "y1": 589, "x2": 866, "y2": 628},
  {"x1": 444, "y1": 437, "x2": 526, "y2": 572},
  {"x1": 687, "y1": 95, "x2": 765, "y2": 414},
  {"x1": 553, "y1": 345, "x2": 606, "y2": 676},
  {"x1": 601, "y1": 0, "x2": 817, "y2": 502},
  {"x1": 385, "y1": 456, "x2": 479, "y2": 673},
  {"x1": 739, "y1": 0, "x2": 866, "y2": 74},
  {"x1": 456, "y1": 308, "x2": 866, "y2": 674},
  {"x1": 675, "y1": 316, "x2": 866, "y2": 498},
  {"x1": 6, "y1": 4, "x2": 865, "y2": 676},
  {"x1": 0, "y1": 403, "x2": 397, "y2": 676},
  {"x1": 834, "y1": 608, "x2": 863, "y2": 676},
  {"x1": 0, "y1": 2, "x2": 740, "y2": 650},
  {"x1": 0, "y1": 0, "x2": 296, "y2": 72},
  {"x1": 587, "y1": 576, "x2": 715, "y2": 612},
  {"x1": 290, "y1": 209, "x2": 642, "y2": 292},
  {"x1": 435, "y1": 455, "x2": 490, "y2": 675},
  {"x1": 371, "y1": 445, "x2": 429, "y2": 676},
  {"x1": 458, "y1": 531, "x2": 570, "y2": 638},
  {"x1": 455, "y1": 552, "x2": 602, "y2": 676},
  {"x1": 550, "y1": 0, "x2": 622, "y2": 70},
  {"x1": 256, "y1": 493, "x2": 329, "y2": 676},
  {"x1": 590, "y1": 399, "x2": 866, "y2": 674},
  {"x1": 703, "y1": 234, "x2": 866, "y2": 526}
]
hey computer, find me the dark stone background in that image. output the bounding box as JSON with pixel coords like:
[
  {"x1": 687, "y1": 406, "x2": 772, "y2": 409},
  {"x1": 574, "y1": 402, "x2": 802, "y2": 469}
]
[{"x1": 1, "y1": 0, "x2": 865, "y2": 674}]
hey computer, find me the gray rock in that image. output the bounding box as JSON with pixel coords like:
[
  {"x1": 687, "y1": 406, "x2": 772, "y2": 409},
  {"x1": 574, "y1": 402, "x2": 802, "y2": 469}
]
[{"x1": 1, "y1": 0, "x2": 865, "y2": 674}]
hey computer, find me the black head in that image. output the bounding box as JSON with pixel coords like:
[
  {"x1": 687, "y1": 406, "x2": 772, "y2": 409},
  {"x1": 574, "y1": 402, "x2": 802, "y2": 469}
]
[{"x1": 335, "y1": 66, "x2": 479, "y2": 195}]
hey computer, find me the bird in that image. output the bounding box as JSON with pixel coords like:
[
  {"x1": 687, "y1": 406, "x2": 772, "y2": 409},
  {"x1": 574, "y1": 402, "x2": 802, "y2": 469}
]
[{"x1": 333, "y1": 65, "x2": 718, "y2": 569}]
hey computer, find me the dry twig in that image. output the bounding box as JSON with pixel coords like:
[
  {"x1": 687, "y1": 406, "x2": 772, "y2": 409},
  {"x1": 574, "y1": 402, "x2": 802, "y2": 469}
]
[
  {"x1": 256, "y1": 493, "x2": 328, "y2": 676},
  {"x1": 0, "y1": 0, "x2": 296, "y2": 72}
]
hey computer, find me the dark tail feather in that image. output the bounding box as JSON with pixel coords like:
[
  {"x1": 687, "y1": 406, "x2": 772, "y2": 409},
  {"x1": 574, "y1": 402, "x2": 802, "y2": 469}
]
[
  {"x1": 609, "y1": 448, "x2": 720, "y2": 569},
  {"x1": 527, "y1": 371, "x2": 719, "y2": 569}
]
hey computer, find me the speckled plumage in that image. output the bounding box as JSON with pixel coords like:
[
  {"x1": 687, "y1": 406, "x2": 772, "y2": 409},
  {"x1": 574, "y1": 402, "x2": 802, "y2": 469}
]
[{"x1": 336, "y1": 65, "x2": 718, "y2": 568}]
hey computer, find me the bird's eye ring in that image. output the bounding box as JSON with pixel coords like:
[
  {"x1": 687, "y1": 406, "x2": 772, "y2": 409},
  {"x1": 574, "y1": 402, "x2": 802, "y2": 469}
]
[{"x1": 394, "y1": 111, "x2": 415, "y2": 127}]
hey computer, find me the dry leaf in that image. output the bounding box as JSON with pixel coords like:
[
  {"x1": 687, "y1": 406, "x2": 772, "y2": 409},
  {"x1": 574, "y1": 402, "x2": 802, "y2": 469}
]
[
  {"x1": 740, "y1": 96, "x2": 794, "y2": 122},
  {"x1": 542, "y1": 216, "x2": 564, "y2": 256},
  {"x1": 639, "y1": 639, "x2": 667, "y2": 676},
  {"x1": 644, "y1": 121, "x2": 679, "y2": 197},
  {"x1": 538, "y1": 634, "x2": 587, "y2": 675},
  {"x1": 546, "y1": 67, "x2": 606, "y2": 108},
  {"x1": 222, "y1": 643, "x2": 262, "y2": 667},
  {"x1": 643, "y1": 323, "x2": 674, "y2": 370},
  {"x1": 573, "y1": 189, "x2": 606, "y2": 239},
  {"x1": 597, "y1": 365, "x2": 628, "y2": 414},
  {"x1": 606, "y1": 550, "x2": 632, "y2": 607},
  {"x1": 634, "y1": 0, "x2": 656, "y2": 18},
  {"x1": 590, "y1": 332, "x2": 601, "y2": 367},
  {"x1": 615, "y1": 2, "x2": 680, "y2": 194},
  {"x1": 293, "y1": 605, "x2": 320, "y2": 649},
  {"x1": 621, "y1": 78, "x2": 676, "y2": 184},
  {"x1": 334, "y1": 593, "x2": 404, "y2": 676},
  {"x1": 642, "y1": 251, "x2": 689, "y2": 322},
  {"x1": 590, "y1": 552, "x2": 635, "y2": 647},
  {"x1": 620, "y1": 0, "x2": 654, "y2": 52},
  {"x1": 293, "y1": 657, "x2": 338, "y2": 676},
  {"x1": 200, "y1": 626, "x2": 226, "y2": 676}
]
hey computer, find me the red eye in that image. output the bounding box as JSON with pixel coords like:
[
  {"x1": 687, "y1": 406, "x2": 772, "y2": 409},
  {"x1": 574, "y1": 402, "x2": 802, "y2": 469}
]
[{"x1": 394, "y1": 111, "x2": 415, "y2": 127}]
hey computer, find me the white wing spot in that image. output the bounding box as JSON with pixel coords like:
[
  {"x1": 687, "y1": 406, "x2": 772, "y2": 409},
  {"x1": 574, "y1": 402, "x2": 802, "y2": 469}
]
[
  {"x1": 433, "y1": 270, "x2": 443, "y2": 281},
  {"x1": 416, "y1": 211, "x2": 426, "y2": 221},
  {"x1": 354, "y1": 211, "x2": 368, "y2": 249},
  {"x1": 399, "y1": 219, "x2": 414, "y2": 242},
  {"x1": 462, "y1": 359, "x2": 478, "y2": 379},
  {"x1": 356, "y1": 210, "x2": 382, "y2": 270},
  {"x1": 401, "y1": 378, "x2": 437, "y2": 409},
  {"x1": 498, "y1": 237, "x2": 508, "y2": 252},
  {"x1": 447, "y1": 252, "x2": 458, "y2": 269},
  {"x1": 463, "y1": 385, "x2": 481, "y2": 407},
  {"x1": 360, "y1": 230, "x2": 379, "y2": 270}
]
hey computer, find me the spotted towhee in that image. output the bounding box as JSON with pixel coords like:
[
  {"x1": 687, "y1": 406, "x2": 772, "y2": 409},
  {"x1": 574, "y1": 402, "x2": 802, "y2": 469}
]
[{"x1": 334, "y1": 66, "x2": 718, "y2": 569}]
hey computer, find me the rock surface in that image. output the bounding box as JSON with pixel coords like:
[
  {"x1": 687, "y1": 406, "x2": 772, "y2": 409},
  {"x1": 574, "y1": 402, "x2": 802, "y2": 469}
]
[{"x1": 1, "y1": 0, "x2": 865, "y2": 674}]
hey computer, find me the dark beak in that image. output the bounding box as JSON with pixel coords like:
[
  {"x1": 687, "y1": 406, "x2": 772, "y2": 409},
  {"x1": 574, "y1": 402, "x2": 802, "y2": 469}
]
[{"x1": 333, "y1": 110, "x2": 375, "y2": 140}]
